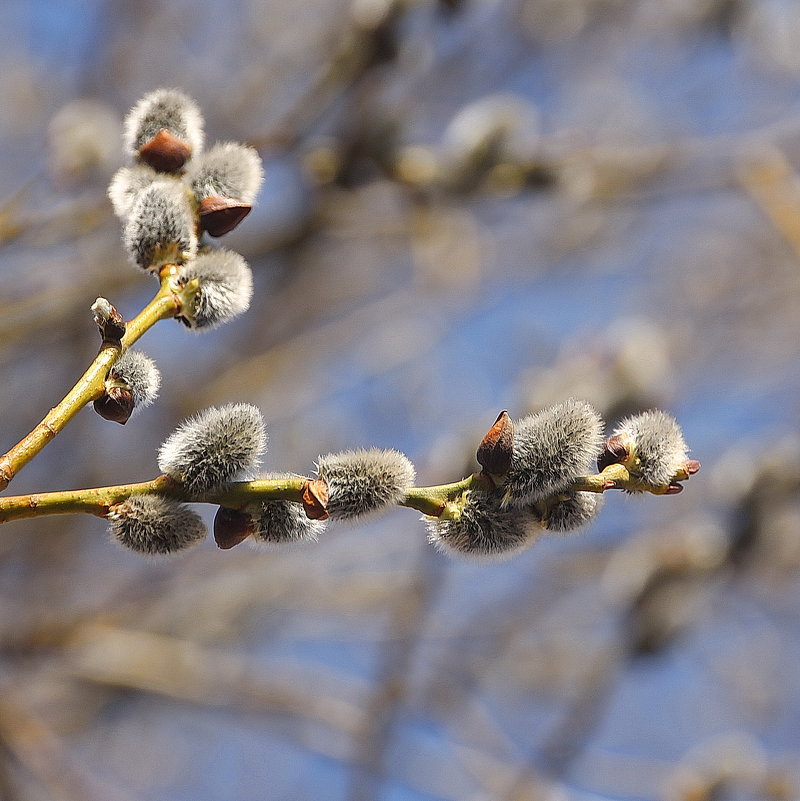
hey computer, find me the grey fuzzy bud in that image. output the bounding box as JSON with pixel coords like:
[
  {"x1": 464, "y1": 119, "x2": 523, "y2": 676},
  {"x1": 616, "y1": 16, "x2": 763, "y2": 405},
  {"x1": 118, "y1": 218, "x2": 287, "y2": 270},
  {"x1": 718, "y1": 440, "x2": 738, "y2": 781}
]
[
  {"x1": 614, "y1": 410, "x2": 688, "y2": 486},
  {"x1": 426, "y1": 491, "x2": 540, "y2": 560},
  {"x1": 108, "y1": 350, "x2": 160, "y2": 411},
  {"x1": 503, "y1": 399, "x2": 604, "y2": 507},
  {"x1": 157, "y1": 403, "x2": 267, "y2": 495},
  {"x1": 108, "y1": 494, "x2": 207, "y2": 555},
  {"x1": 107, "y1": 163, "x2": 160, "y2": 218},
  {"x1": 177, "y1": 250, "x2": 253, "y2": 330},
  {"x1": 316, "y1": 448, "x2": 415, "y2": 520},
  {"x1": 188, "y1": 142, "x2": 264, "y2": 205},
  {"x1": 541, "y1": 491, "x2": 603, "y2": 534},
  {"x1": 124, "y1": 88, "x2": 204, "y2": 163},
  {"x1": 251, "y1": 474, "x2": 327, "y2": 546},
  {"x1": 123, "y1": 180, "x2": 197, "y2": 271}
]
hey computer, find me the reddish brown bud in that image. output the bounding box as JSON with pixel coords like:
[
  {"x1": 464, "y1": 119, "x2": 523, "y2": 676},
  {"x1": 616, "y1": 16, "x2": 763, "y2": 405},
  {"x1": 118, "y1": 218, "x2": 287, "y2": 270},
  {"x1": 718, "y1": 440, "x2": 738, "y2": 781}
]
[
  {"x1": 213, "y1": 506, "x2": 255, "y2": 549},
  {"x1": 684, "y1": 459, "x2": 701, "y2": 475},
  {"x1": 91, "y1": 298, "x2": 126, "y2": 343},
  {"x1": 198, "y1": 196, "x2": 252, "y2": 237},
  {"x1": 665, "y1": 483, "x2": 684, "y2": 495},
  {"x1": 476, "y1": 410, "x2": 514, "y2": 476},
  {"x1": 597, "y1": 434, "x2": 630, "y2": 472},
  {"x1": 138, "y1": 128, "x2": 191, "y2": 172},
  {"x1": 93, "y1": 386, "x2": 134, "y2": 425},
  {"x1": 301, "y1": 479, "x2": 330, "y2": 521}
]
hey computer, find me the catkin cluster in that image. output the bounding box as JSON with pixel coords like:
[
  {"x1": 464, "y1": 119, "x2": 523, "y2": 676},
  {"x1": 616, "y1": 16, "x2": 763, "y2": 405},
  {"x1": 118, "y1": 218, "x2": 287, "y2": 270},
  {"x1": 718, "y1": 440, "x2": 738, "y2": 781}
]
[
  {"x1": 108, "y1": 404, "x2": 417, "y2": 555},
  {"x1": 427, "y1": 402, "x2": 694, "y2": 560},
  {"x1": 108, "y1": 397, "x2": 694, "y2": 559},
  {"x1": 109, "y1": 89, "x2": 260, "y2": 328},
  {"x1": 94, "y1": 91, "x2": 264, "y2": 425},
  {"x1": 0, "y1": 89, "x2": 699, "y2": 561},
  {"x1": 95, "y1": 91, "x2": 697, "y2": 560}
]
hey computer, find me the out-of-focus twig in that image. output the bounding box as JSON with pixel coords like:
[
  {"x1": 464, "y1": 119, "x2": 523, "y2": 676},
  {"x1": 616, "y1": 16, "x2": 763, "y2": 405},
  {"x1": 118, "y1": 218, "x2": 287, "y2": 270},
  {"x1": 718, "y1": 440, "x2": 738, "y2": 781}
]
[
  {"x1": 0, "y1": 688, "x2": 141, "y2": 801},
  {"x1": 738, "y1": 146, "x2": 800, "y2": 263}
]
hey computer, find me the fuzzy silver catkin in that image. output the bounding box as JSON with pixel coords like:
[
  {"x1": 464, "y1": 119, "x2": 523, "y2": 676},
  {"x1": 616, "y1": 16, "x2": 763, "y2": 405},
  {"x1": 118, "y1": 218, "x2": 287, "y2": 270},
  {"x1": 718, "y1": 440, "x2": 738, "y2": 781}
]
[
  {"x1": 542, "y1": 491, "x2": 604, "y2": 534},
  {"x1": 250, "y1": 474, "x2": 327, "y2": 546},
  {"x1": 615, "y1": 410, "x2": 688, "y2": 486},
  {"x1": 316, "y1": 448, "x2": 415, "y2": 520},
  {"x1": 426, "y1": 491, "x2": 540, "y2": 560},
  {"x1": 158, "y1": 403, "x2": 267, "y2": 495},
  {"x1": 108, "y1": 494, "x2": 207, "y2": 555},
  {"x1": 123, "y1": 181, "x2": 197, "y2": 270},
  {"x1": 107, "y1": 164, "x2": 160, "y2": 218},
  {"x1": 187, "y1": 142, "x2": 264, "y2": 204},
  {"x1": 108, "y1": 350, "x2": 160, "y2": 410},
  {"x1": 503, "y1": 399, "x2": 604, "y2": 507},
  {"x1": 177, "y1": 250, "x2": 253, "y2": 330},
  {"x1": 124, "y1": 88, "x2": 204, "y2": 159}
]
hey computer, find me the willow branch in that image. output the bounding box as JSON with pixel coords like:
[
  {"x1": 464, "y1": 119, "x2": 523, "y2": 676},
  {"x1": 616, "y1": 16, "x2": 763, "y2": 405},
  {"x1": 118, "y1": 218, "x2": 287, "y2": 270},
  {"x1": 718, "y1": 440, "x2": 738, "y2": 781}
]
[
  {"x1": 0, "y1": 466, "x2": 689, "y2": 526},
  {"x1": 0, "y1": 267, "x2": 190, "y2": 492}
]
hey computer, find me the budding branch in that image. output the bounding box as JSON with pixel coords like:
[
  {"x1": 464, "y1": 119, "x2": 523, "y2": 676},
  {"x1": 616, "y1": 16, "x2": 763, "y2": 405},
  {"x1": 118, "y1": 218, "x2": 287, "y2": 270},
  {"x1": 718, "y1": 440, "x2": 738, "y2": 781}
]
[
  {"x1": 0, "y1": 266, "x2": 196, "y2": 492},
  {"x1": 0, "y1": 465, "x2": 690, "y2": 526}
]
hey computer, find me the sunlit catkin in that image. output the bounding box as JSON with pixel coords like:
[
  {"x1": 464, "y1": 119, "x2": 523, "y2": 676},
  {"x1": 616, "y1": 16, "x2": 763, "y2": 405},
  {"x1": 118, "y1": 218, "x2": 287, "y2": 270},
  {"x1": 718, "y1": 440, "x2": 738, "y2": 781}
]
[
  {"x1": 503, "y1": 399, "x2": 604, "y2": 507},
  {"x1": 107, "y1": 163, "x2": 160, "y2": 218},
  {"x1": 316, "y1": 448, "x2": 415, "y2": 520},
  {"x1": 157, "y1": 403, "x2": 267, "y2": 495},
  {"x1": 426, "y1": 491, "x2": 540, "y2": 560},
  {"x1": 124, "y1": 88, "x2": 204, "y2": 171},
  {"x1": 123, "y1": 181, "x2": 196, "y2": 271},
  {"x1": 107, "y1": 350, "x2": 161, "y2": 411},
  {"x1": 188, "y1": 142, "x2": 264, "y2": 205},
  {"x1": 613, "y1": 410, "x2": 689, "y2": 487},
  {"x1": 177, "y1": 250, "x2": 253, "y2": 330},
  {"x1": 108, "y1": 494, "x2": 207, "y2": 555},
  {"x1": 541, "y1": 491, "x2": 603, "y2": 534}
]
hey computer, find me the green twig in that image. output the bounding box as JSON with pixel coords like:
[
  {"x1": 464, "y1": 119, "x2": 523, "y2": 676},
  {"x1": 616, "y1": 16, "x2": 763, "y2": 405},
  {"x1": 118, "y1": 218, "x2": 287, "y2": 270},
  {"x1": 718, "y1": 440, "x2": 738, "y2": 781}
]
[
  {"x1": 0, "y1": 268, "x2": 192, "y2": 492},
  {"x1": 0, "y1": 466, "x2": 688, "y2": 526}
]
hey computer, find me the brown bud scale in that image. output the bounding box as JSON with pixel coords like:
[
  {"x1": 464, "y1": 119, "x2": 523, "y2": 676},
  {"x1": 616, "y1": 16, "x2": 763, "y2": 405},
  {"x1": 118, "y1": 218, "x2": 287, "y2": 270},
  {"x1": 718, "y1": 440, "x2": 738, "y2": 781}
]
[
  {"x1": 214, "y1": 506, "x2": 255, "y2": 549},
  {"x1": 93, "y1": 386, "x2": 134, "y2": 425},
  {"x1": 477, "y1": 410, "x2": 514, "y2": 476},
  {"x1": 199, "y1": 196, "x2": 252, "y2": 237},
  {"x1": 138, "y1": 129, "x2": 191, "y2": 173},
  {"x1": 302, "y1": 479, "x2": 330, "y2": 521},
  {"x1": 597, "y1": 434, "x2": 630, "y2": 472}
]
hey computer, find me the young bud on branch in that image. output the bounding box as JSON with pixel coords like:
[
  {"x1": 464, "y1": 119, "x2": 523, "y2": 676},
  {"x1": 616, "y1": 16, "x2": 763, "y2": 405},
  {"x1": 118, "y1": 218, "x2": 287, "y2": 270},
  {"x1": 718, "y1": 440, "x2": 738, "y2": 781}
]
[
  {"x1": 157, "y1": 403, "x2": 267, "y2": 495},
  {"x1": 123, "y1": 181, "x2": 197, "y2": 271},
  {"x1": 426, "y1": 490, "x2": 540, "y2": 560},
  {"x1": 604, "y1": 410, "x2": 693, "y2": 489},
  {"x1": 91, "y1": 297, "x2": 126, "y2": 342},
  {"x1": 176, "y1": 250, "x2": 253, "y2": 330},
  {"x1": 108, "y1": 494, "x2": 207, "y2": 555},
  {"x1": 316, "y1": 448, "x2": 415, "y2": 520},
  {"x1": 124, "y1": 89, "x2": 204, "y2": 172},
  {"x1": 503, "y1": 399, "x2": 604, "y2": 507},
  {"x1": 107, "y1": 164, "x2": 160, "y2": 218}
]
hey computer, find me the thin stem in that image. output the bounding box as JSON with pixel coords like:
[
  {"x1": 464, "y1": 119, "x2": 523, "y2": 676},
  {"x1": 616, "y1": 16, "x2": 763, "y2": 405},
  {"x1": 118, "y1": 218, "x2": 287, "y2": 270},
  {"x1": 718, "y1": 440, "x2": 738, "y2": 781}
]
[
  {"x1": 0, "y1": 269, "x2": 185, "y2": 491},
  {"x1": 0, "y1": 466, "x2": 684, "y2": 526},
  {"x1": 0, "y1": 476, "x2": 309, "y2": 524},
  {"x1": 400, "y1": 473, "x2": 489, "y2": 516}
]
